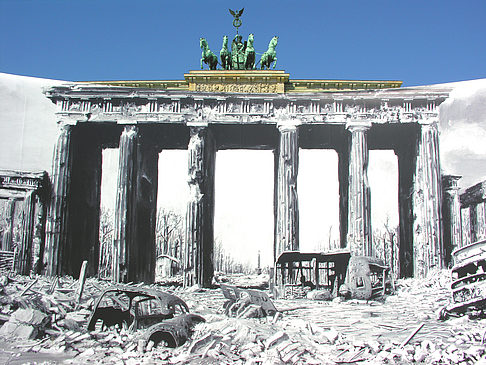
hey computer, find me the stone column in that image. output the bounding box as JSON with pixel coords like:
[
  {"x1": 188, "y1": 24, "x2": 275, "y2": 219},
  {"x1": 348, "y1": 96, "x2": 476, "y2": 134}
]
[
  {"x1": 44, "y1": 124, "x2": 72, "y2": 276},
  {"x1": 15, "y1": 191, "x2": 36, "y2": 274},
  {"x1": 32, "y1": 197, "x2": 46, "y2": 274},
  {"x1": 346, "y1": 122, "x2": 372, "y2": 256},
  {"x1": 184, "y1": 126, "x2": 216, "y2": 288},
  {"x1": 471, "y1": 202, "x2": 486, "y2": 242},
  {"x1": 412, "y1": 122, "x2": 443, "y2": 277},
  {"x1": 442, "y1": 175, "x2": 462, "y2": 265},
  {"x1": 461, "y1": 207, "x2": 472, "y2": 247},
  {"x1": 113, "y1": 125, "x2": 138, "y2": 283},
  {"x1": 2, "y1": 198, "x2": 16, "y2": 251},
  {"x1": 113, "y1": 125, "x2": 157, "y2": 284},
  {"x1": 274, "y1": 125, "x2": 299, "y2": 261}
]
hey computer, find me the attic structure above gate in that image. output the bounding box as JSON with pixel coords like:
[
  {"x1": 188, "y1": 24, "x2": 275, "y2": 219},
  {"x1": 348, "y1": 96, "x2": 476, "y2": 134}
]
[{"x1": 43, "y1": 73, "x2": 451, "y2": 288}]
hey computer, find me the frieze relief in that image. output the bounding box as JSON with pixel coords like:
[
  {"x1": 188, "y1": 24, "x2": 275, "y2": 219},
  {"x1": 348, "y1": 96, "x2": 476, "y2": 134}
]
[
  {"x1": 51, "y1": 87, "x2": 445, "y2": 126},
  {"x1": 121, "y1": 102, "x2": 142, "y2": 117},
  {"x1": 195, "y1": 83, "x2": 279, "y2": 93},
  {"x1": 0, "y1": 176, "x2": 41, "y2": 190}
]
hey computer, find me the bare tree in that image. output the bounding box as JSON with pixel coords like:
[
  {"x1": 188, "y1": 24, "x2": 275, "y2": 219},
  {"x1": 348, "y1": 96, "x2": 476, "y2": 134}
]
[
  {"x1": 372, "y1": 215, "x2": 399, "y2": 279},
  {"x1": 156, "y1": 208, "x2": 184, "y2": 261},
  {"x1": 98, "y1": 206, "x2": 114, "y2": 279},
  {"x1": 213, "y1": 237, "x2": 253, "y2": 274}
]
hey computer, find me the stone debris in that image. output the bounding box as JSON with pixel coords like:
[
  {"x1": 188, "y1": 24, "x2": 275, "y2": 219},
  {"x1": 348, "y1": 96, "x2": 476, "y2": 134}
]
[
  {"x1": 0, "y1": 269, "x2": 486, "y2": 363},
  {"x1": 0, "y1": 308, "x2": 49, "y2": 339}
]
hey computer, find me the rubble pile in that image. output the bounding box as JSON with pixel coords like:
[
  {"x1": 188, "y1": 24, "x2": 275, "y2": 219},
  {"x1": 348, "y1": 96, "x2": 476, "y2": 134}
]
[{"x1": 0, "y1": 269, "x2": 485, "y2": 364}]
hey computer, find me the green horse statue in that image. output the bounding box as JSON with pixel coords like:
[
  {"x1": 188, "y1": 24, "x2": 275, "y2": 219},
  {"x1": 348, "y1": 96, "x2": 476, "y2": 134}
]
[
  {"x1": 260, "y1": 36, "x2": 278, "y2": 70},
  {"x1": 200, "y1": 38, "x2": 218, "y2": 70},
  {"x1": 244, "y1": 33, "x2": 255, "y2": 69},
  {"x1": 220, "y1": 36, "x2": 231, "y2": 70}
]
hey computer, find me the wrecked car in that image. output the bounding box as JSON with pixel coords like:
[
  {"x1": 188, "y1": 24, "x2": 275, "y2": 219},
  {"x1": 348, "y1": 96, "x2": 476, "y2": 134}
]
[
  {"x1": 273, "y1": 251, "x2": 350, "y2": 299},
  {"x1": 273, "y1": 251, "x2": 391, "y2": 300},
  {"x1": 87, "y1": 286, "x2": 204, "y2": 347},
  {"x1": 220, "y1": 283, "x2": 278, "y2": 318},
  {"x1": 439, "y1": 239, "x2": 486, "y2": 320},
  {"x1": 340, "y1": 256, "x2": 392, "y2": 300},
  {"x1": 143, "y1": 314, "x2": 205, "y2": 347}
]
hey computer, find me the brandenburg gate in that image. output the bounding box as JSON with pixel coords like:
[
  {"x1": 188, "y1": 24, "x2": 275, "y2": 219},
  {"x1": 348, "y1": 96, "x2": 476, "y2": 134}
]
[{"x1": 43, "y1": 70, "x2": 450, "y2": 287}]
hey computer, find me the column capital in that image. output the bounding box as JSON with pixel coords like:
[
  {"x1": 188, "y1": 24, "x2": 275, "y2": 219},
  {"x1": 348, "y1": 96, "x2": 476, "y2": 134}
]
[
  {"x1": 57, "y1": 118, "x2": 77, "y2": 126},
  {"x1": 187, "y1": 121, "x2": 209, "y2": 128},
  {"x1": 277, "y1": 123, "x2": 299, "y2": 132},
  {"x1": 121, "y1": 124, "x2": 138, "y2": 134},
  {"x1": 56, "y1": 122, "x2": 74, "y2": 132},
  {"x1": 346, "y1": 121, "x2": 372, "y2": 132},
  {"x1": 442, "y1": 175, "x2": 461, "y2": 191},
  {"x1": 418, "y1": 118, "x2": 439, "y2": 127}
]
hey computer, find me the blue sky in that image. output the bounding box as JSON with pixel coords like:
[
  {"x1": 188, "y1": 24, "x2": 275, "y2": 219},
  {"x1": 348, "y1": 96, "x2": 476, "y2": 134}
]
[{"x1": 1, "y1": 0, "x2": 485, "y2": 86}]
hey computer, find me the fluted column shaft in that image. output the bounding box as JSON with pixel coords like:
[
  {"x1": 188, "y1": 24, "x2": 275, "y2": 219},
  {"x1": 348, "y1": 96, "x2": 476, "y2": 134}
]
[
  {"x1": 412, "y1": 122, "x2": 443, "y2": 277},
  {"x1": 44, "y1": 124, "x2": 72, "y2": 276},
  {"x1": 113, "y1": 126, "x2": 138, "y2": 282},
  {"x1": 112, "y1": 125, "x2": 157, "y2": 284},
  {"x1": 346, "y1": 123, "x2": 372, "y2": 256},
  {"x1": 461, "y1": 206, "x2": 472, "y2": 247},
  {"x1": 2, "y1": 198, "x2": 16, "y2": 251},
  {"x1": 184, "y1": 127, "x2": 216, "y2": 288},
  {"x1": 442, "y1": 175, "x2": 462, "y2": 265},
  {"x1": 470, "y1": 202, "x2": 486, "y2": 242},
  {"x1": 16, "y1": 191, "x2": 36, "y2": 274},
  {"x1": 274, "y1": 125, "x2": 299, "y2": 261}
]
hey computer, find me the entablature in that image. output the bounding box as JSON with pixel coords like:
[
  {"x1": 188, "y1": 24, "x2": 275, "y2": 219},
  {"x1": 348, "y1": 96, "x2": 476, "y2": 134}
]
[
  {"x1": 45, "y1": 84, "x2": 451, "y2": 126},
  {"x1": 0, "y1": 170, "x2": 48, "y2": 194}
]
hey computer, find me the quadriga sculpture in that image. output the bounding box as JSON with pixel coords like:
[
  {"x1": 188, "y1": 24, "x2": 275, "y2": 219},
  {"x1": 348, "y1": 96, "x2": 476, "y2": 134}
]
[
  {"x1": 244, "y1": 33, "x2": 255, "y2": 69},
  {"x1": 200, "y1": 38, "x2": 218, "y2": 70},
  {"x1": 260, "y1": 36, "x2": 278, "y2": 70},
  {"x1": 220, "y1": 36, "x2": 231, "y2": 70}
]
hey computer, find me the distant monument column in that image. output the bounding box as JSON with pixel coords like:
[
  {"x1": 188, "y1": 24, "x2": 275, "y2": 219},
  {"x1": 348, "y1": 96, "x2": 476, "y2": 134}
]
[
  {"x1": 184, "y1": 126, "x2": 216, "y2": 288},
  {"x1": 442, "y1": 175, "x2": 462, "y2": 265},
  {"x1": 113, "y1": 125, "x2": 158, "y2": 284},
  {"x1": 412, "y1": 122, "x2": 443, "y2": 277},
  {"x1": 346, "y1": 122, "x2": 372, "y2": 256},
  {"x1": 274, "y1": 125, "x2": 299, "y2": 260},
  {"x1": 45, "y1": 124, "x2": 72, "y2": 276}
]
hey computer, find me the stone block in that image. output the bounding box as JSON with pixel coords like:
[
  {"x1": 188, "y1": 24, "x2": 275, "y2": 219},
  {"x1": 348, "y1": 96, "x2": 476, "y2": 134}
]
[
  {"x1": 11, "y1": 308, "x2": 48, "y2": 326},
  {"x1": 307, "y1": 290, "x2": 332, "y2": 301},
  {"x1": 265, "y1": 331, "x2": 289, "y2": 349},
  {"x1": 0, "y1": 321, "x2": 37, "y2": 339},
  {"x1": 0, "y1": 308, "x2": 49, "y2": 340}
]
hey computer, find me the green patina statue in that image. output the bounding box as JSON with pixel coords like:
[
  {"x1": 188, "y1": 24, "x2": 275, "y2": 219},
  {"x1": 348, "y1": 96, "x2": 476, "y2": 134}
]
[
  {"x1": 260, "y1": 36, "x2": 278, "y2": 70},
  {"x1": 229, "y1": 8, "x2": 244, "y2": 32},
  {"x1": 199, "y1": 9, "x2": 279, "y2": 71},
  {"x1": 231, "y1": 34, "x2": 246, "y2": 70},
  {"x1": 200, "y1": 37, "x2": 218, "y2": 70},
  {"x1": 244, "y1": 33, "x2": 255, "y2": 69},
  {"x1": 220, "y1": 35, "x2": 231, "y2": 70}
]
